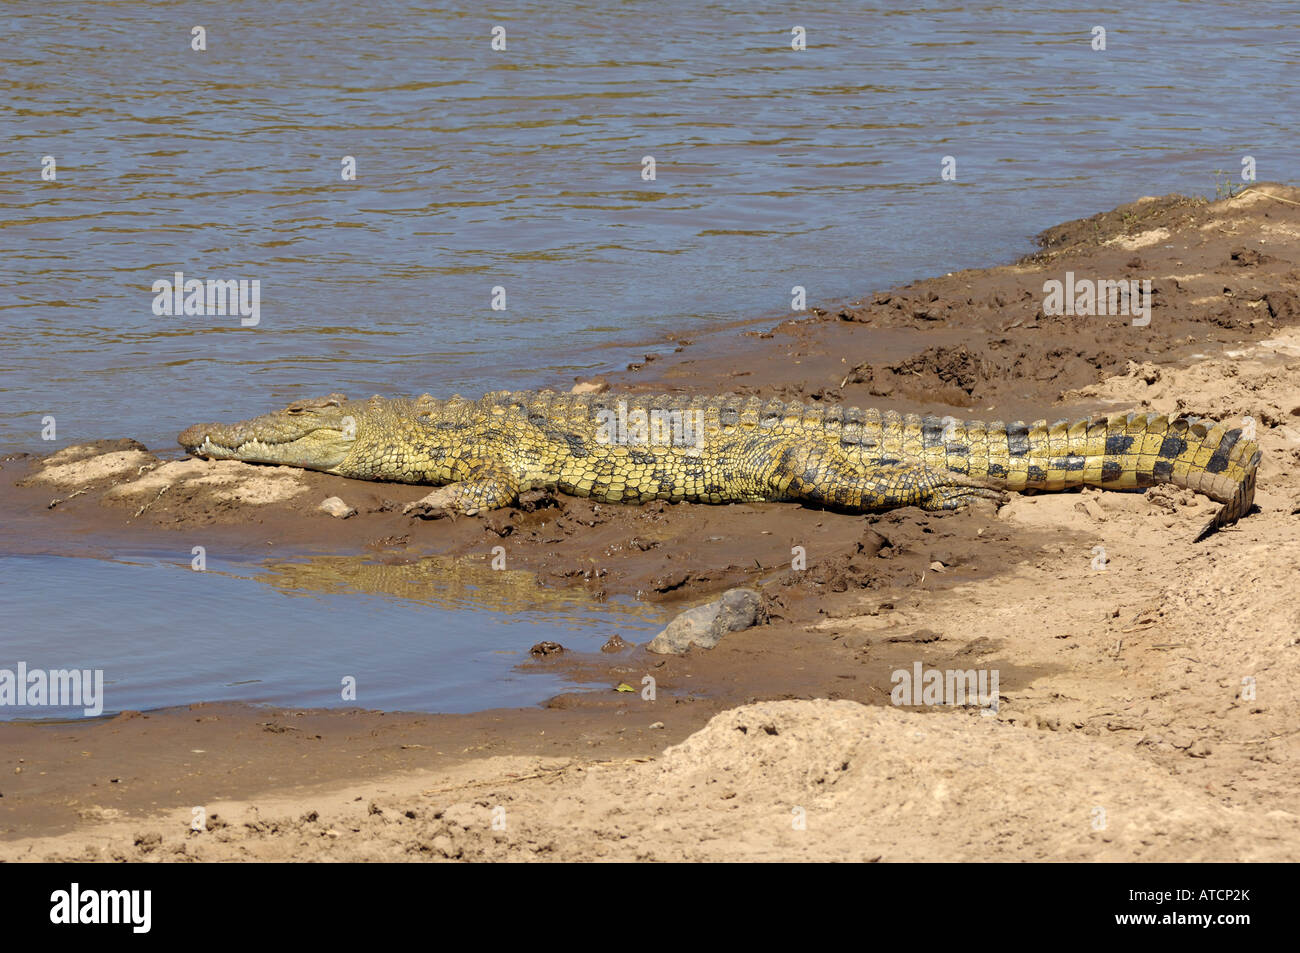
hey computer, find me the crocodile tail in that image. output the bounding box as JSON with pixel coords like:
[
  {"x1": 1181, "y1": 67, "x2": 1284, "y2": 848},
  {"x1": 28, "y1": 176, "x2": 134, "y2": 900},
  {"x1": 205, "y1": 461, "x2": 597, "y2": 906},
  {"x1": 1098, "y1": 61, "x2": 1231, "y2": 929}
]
[
  {"x1": 1193, "y1": 465, "x2": 1259, "y2": 541},
  {"x1": 1057, "y1": 412, "x2": 1260, "y2": 540},
  {"x1": 1131, "y1": 414, "x2": 1260, "y2": 540},
  {"x1": 967, "y1": 412, "x2": 1262, "y2": 539},
  {"x1": 1185, "y1": 420, "x2": 1262, "y2": 541}
]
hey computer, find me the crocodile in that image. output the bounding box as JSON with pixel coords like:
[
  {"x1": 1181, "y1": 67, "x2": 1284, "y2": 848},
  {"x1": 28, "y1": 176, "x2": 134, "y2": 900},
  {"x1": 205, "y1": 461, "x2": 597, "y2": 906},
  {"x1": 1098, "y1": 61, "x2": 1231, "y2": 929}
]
[{"x1": 178, "y1": 391, "x2": 1261, "y2": 541}]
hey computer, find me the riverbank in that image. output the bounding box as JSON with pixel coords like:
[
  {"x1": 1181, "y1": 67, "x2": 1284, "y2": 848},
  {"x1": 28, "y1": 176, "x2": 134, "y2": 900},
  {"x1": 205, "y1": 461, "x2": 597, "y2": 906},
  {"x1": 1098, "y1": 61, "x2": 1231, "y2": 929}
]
[{"x1": 3, "y1": 185, "x2": 1300, "y2": 860}]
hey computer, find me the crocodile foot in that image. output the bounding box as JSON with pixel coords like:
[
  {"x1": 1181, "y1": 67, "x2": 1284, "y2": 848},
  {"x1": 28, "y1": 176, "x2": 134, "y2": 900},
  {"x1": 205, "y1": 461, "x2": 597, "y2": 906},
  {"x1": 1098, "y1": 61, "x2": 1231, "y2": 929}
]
[
  {"x1": 403, "y1": 486, "x2": 470, "y2": 520},
  {"x1": 923, "y1": 482, "x2": 1009, "y2": 511}
]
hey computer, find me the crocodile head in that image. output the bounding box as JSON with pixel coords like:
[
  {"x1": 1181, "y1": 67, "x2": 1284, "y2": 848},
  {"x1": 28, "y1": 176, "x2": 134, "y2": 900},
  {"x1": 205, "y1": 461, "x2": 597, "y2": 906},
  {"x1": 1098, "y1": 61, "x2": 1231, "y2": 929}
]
[{"x1": 179, "y1": 394, "x2": 358, "y2": 472}]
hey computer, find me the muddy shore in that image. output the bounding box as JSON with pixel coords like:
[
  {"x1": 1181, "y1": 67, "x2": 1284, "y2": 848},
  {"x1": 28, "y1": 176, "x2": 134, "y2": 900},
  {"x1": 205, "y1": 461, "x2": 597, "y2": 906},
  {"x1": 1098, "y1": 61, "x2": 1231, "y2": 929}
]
[{"x1": 3, "y1": 185, "x2": 1300, "y2": 861}]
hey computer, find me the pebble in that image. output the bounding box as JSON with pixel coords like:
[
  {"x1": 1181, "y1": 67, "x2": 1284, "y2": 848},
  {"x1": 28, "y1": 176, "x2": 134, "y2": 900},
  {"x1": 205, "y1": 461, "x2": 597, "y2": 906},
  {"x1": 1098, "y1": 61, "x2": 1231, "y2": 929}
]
[{"x1": 318, "y1": 496, "x2": 356, "y2": 519}]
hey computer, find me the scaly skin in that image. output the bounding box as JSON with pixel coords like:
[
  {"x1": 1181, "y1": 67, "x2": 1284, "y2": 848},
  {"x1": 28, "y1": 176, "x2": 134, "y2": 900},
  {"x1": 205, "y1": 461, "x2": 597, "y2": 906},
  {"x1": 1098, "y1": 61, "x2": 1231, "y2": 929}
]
[{"x1": 179, "y1": 390, "x2": 1262, "y2": 541}]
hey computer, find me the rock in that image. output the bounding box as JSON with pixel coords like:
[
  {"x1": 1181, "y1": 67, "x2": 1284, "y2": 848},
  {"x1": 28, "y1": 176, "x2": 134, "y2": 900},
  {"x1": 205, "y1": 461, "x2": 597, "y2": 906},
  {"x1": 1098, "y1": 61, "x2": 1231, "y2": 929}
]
[
  {"x1": 570, "y1": 380, "x2": 609, "y2": 395},
  {"x1": 529, "y1": 641, "x2": 564, "y2": 657},
  {"x1": 600, "y1": 634, "x2": 629, "y2": 653},
  {"x1": 318, "y1": 496, "x2": 356, "y2": 519},
  {"x1": 1074, "y1": 497, "x2": 1107, "y2": 522},
  {"x1": 646, "y1": 588, "x2": 764, "y2": 655}
]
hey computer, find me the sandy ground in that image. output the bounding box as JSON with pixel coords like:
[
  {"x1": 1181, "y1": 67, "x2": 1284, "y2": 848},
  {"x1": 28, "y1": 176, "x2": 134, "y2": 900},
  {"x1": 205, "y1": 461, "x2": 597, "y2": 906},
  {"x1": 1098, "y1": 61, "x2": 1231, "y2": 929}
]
[{"x1": 2, "y1": 185, "x2": 1299, "y2": 861}]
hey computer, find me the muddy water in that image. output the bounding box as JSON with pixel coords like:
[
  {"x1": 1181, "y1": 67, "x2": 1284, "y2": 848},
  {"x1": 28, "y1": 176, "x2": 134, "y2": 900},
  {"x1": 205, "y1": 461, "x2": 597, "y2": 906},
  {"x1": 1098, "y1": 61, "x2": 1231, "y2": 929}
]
[
  {"x1": 0, "y1": 552, "x2": 661, "y2": 718},
  {"x1": 2, "y1": 1, "x2": 1297, "y2": 713}
]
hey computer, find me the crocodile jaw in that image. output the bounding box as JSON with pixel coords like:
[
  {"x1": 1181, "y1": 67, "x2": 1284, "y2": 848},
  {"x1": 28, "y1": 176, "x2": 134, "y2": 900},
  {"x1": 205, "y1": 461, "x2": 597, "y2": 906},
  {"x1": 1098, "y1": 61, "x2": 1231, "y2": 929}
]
[
  {"x1": 182, "y1": 431, "x2": 354, "y2": 471},
  {"x1": 178, "y1": 398, "x2": 357, "y2": 472}
]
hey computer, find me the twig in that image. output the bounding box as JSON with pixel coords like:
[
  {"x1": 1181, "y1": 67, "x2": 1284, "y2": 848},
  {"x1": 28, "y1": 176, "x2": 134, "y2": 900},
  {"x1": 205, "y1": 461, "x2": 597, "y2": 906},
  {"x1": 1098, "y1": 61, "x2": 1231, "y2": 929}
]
[
  {"x1": 1235, "y1": 187, "x2": 1300, "y2": 208},
  {"x1": 133, "y1": 484, "x2": 168, "y2": 518}
]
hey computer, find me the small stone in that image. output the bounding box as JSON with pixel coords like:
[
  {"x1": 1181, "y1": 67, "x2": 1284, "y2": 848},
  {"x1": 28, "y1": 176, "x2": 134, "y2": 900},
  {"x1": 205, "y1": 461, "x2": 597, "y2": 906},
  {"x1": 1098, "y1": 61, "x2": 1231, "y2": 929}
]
[
  {"x1": 319, "y1": 496, "x2": 356, "y2": 519},
  {"x1": 649, "y1": 722, "x2": 665, "y2": 730},
  {"x1": 600, "y1": 634, "x2": 628, "y2": 653},
  {"x1": 570, "y1": 380, "x2": 609, "y2": 395},
  {"x1": 530, "y1": 641, "x2": 564, "y2": 657}
]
